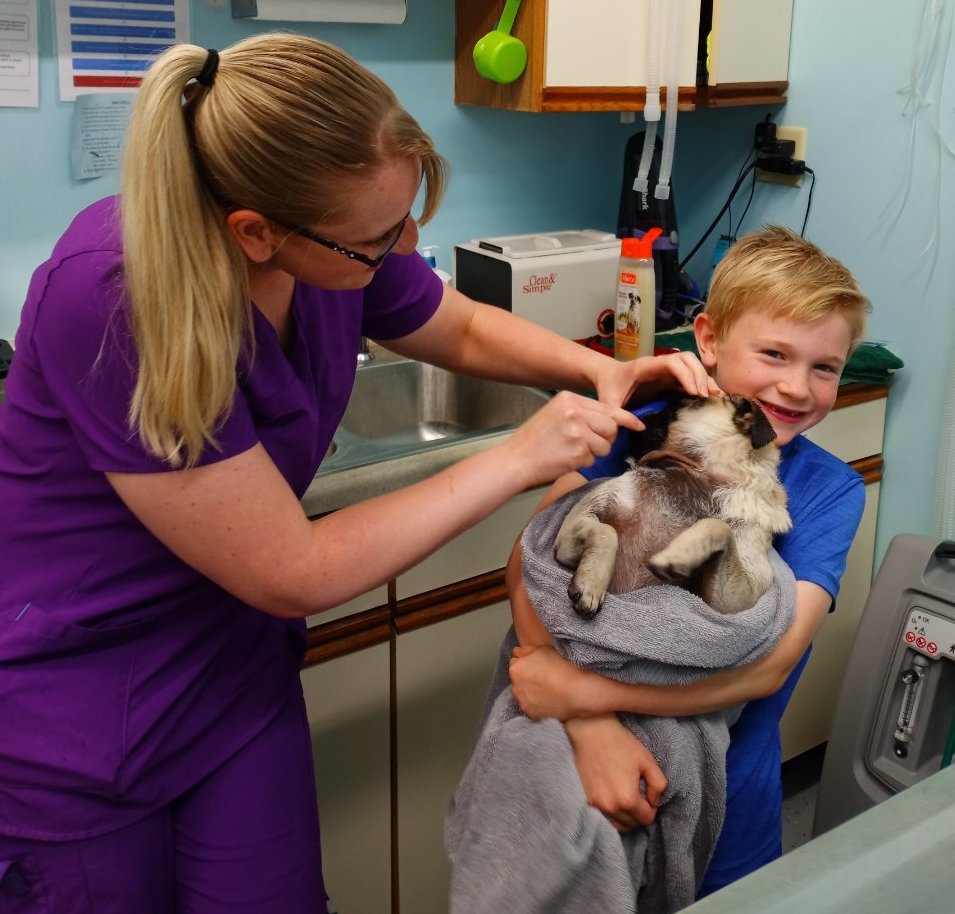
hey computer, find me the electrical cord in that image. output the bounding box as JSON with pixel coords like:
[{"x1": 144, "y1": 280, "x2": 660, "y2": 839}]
[
  {"x1": 681, "y1": 144, "x2": 816, "y2": 268},
  {"x1": 726, "y1": 152, "x2": 753, "y2": 238},
  {"x1": 679, "y1": 159, "x2": 757, "y2": 270},
  {"x1": 734, "y1": 166, "x2": 758, "y2": 236},
  {"x1": 800, "y1": 167, "x2": 816, "y2": 237},
  {"x1": 726, "y1": 149, "x2": 756, "y2": 239}
]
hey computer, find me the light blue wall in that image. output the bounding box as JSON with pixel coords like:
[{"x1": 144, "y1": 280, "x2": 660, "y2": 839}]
[{"x1": 1, "y1": 0, "x2": 951, "y2": 563}]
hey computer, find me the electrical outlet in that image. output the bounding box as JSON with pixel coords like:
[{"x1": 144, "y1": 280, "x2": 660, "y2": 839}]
[{"x1": 756, "y1": 125, "x2": 807, "y2": 187}]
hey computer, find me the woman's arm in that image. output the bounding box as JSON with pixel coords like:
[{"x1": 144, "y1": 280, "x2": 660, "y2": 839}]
[
  {"x1": 107, "y1": 390, "x2": 638, "y2": 619},
  {"x1": 383, "y1": 284, "x2": 716, "y2": 408}
]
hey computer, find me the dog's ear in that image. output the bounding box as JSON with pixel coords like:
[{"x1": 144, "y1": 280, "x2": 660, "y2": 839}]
[
  {"x1": 626, "y1": 392, "x2": 690, "y2": 462},
  {"x1": 732, "y1": 397, "x2": 777, "y2": 449}
]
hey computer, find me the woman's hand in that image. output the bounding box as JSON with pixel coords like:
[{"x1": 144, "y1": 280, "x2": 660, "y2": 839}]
[
  {"x1": 565, "y1": 715, "x2": 668, "y2": 832},
  {"x1": 500, "y1": 390, "x2": 641, "y2": 489},
  {"x1": 509, "y1": 643, "x2": 604, "y2": 721},
  {"x1": 593, "y1": 351, "x2": 721, "y2": 410}
]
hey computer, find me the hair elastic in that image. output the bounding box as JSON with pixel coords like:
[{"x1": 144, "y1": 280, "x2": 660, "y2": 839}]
[{"x1": 196, "y1": 48, "x2": 219, "y2": 88}]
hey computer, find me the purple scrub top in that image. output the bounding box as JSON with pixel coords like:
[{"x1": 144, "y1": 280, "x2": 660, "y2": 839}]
[{"x1": 0, "y1": 197, "x2": 444, "y2": 840}]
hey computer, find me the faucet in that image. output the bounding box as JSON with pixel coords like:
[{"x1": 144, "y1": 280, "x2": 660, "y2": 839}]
[{"x1": 357, "y1": 336, "x2": 375, "y2": 366}]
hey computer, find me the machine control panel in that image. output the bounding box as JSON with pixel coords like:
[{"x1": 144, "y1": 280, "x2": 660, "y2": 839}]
[{"x1": 903, "y1": 606, "x2": 955, "y2": 661}]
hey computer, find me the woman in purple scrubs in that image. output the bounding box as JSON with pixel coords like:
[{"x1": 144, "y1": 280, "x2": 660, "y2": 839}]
[{"x1": 0, "y1": 33, "x2": 709, "y2": 914}]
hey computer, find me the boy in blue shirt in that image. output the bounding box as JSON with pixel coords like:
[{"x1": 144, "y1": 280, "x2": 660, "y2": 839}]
[{"x1": 505, "y1": 225, "x2": 872, "y2": 895}]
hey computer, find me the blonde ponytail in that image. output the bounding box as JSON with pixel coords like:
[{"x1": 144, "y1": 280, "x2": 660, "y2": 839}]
[
  {"x1": 120, "y1": 35, "x2": 448, "y2": 467},
  {"x1": 121, "y1": 45, "x2": 249, "y2": 468}
]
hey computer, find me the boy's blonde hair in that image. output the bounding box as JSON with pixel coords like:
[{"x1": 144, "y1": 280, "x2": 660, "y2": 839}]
[
  {"x1": 705, "y1": 226, "x2": 870, "y2": 352},
  {"x1": 121, "y1": 34, "x2": 449, "y2": 467}
]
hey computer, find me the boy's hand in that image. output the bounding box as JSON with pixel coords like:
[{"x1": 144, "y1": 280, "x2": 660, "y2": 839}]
[
  {"x1": 509, "y1": 644, "x2": 599, "y2": 720},
  {"x1": 593, "y1": 351, "x2": 722, "y2": 411},
  {"x1": 565, "y1": 715, "x2": 668, "y2": 831}
]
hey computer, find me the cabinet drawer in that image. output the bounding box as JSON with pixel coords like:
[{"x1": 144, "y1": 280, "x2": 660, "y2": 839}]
[{"x1": 804, "y1": 397, "x2": 887, "y2": 464}]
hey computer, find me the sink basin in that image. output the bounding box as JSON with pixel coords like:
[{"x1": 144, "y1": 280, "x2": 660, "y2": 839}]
[{"x1": 317, "y1": 359, "x2": 552, "y2": 476}]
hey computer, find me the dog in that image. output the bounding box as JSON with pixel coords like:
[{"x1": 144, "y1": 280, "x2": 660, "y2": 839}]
[
  {"x1": 554, "y1": 394, "x2": 792, "y2": 618},
  {"x1": 617, "y1": 291, "x2": 641, "y2": 331}
]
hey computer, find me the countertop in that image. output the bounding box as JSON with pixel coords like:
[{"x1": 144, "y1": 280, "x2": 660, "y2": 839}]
[
  {"x1": 300, "y1": 379, "x2": 890, "y2": 519},
  {"x1": 682, "y1": 763, "x2": 955, "y2": 913},
  {"x1": 300, "y1": 428, "x2": 518, "y2": 518}
]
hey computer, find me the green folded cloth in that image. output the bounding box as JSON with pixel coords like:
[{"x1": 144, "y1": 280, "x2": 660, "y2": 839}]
[
  {"x1": 839, "y1": 342, "x2": 905, "y2": 383},
  {"x1": 655, "y1": 330, "x2": 903, "y2": 385}
]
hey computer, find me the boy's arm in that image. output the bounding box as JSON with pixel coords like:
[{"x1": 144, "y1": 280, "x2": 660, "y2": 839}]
[
  {"x1": 508, "y1": 582, "x2": 827, "y2": 831},
  {"x1": 564, "y1": 715, "x2": 668, "y2": 831},
  {"x1": 506, "y1": 471, "x2": 587, "y2": 648},
  {"x1": 509, "y1": 581, "x2": 831, "y2": 721}
]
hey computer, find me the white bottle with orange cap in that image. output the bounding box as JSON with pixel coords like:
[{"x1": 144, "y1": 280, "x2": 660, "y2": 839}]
[{"x1": 614, "y1": 227, "x2": 662, "y2": 361}]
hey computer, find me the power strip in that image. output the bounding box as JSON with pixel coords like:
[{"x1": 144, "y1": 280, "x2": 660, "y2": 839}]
[{"x1": 756, "y1": 125, "x2": 808, "y2": 188}]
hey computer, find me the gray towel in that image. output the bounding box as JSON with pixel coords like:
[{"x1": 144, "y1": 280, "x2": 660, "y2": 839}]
[{"x1": 446, "y1": 482, "x2": 796, "y2": 914}]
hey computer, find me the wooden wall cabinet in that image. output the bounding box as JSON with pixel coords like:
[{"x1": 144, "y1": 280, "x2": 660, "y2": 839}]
[{"x1": 455, "y1": 0, "x2": 793, "y2": 113}]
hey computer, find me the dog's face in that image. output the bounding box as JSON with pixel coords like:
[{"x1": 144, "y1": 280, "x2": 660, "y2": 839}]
[
  {"x1": 626, "y1": 394, "x2": 777, "y2": 465},
  {"x1": 667, "y1": 394, "x2": 777, "y2": 460}
]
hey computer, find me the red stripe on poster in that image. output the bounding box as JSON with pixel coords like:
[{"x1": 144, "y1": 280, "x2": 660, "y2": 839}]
[{"x1": 74, "y1": 76, "x2": 143, "y2": 88}]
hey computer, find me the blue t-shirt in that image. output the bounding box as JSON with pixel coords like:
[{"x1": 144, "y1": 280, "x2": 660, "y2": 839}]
[{"x1": 582, "y1": 428, "x2": 865, "y2": 893}]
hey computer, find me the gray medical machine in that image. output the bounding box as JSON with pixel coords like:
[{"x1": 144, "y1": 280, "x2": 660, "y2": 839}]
[{"x1": 814, "y1": 535, "x2": 955, "y2": 836}]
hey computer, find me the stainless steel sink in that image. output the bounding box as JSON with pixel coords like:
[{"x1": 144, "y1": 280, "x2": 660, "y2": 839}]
[{"x1": 317, "y1": 359, "x2": 552, "y2": 477}]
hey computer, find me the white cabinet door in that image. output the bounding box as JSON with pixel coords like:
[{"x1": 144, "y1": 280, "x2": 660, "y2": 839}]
[
  {"x1": 803, "y1": 397, "x2": 887, "y2": 465},
  {"x1": 544, "y1": 0, "x2": 702, "y2": 89},
  {"x1": 302, "y1": 644, "x2": 392, "y2": 914},
  {"x1": 395, "y1": 599, "x2": 513, "y2": 914},
  {"x1": 780, "y1": 481, "x2": 881, "y2": 761},
  {"x1": 707, "y1": 0, "x2": 793, "y2": 86}
]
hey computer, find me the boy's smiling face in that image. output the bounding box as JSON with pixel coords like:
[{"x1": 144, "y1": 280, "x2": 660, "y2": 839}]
[{"x1": 695, "y1": 308, "x2": 853, "y2": 447}]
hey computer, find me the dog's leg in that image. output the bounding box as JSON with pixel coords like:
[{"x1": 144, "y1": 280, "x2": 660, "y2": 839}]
[
  {"x1": 649, "y1": 519, "x2": 770, "y2": 614},
  {"x1": 555, "y1": 504, "x2": 619, "y2": 618},
  {"x1": 648, "y1": 518, "x2": 733, "y2": 586},
  {"x1": 704, "y1": 526, "x2": 775, "y2": 614}
]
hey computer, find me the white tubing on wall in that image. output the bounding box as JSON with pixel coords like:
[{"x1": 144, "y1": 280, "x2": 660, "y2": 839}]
[
  {"x1": 655, "y1": 0, "x2": 683, "y2": 200},
  {"x1": 634, "y1": 0, "x2": 663, "y2": 196}
]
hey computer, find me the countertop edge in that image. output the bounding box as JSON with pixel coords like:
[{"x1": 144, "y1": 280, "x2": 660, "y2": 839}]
[{"x1": 301, "y1": 431, "x2": 513, "y2": 518}]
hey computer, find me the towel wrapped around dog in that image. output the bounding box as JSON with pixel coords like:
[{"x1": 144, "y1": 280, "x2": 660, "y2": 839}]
[{"x1": 445, "y1": 483, "x2": 797, "y2": 914}]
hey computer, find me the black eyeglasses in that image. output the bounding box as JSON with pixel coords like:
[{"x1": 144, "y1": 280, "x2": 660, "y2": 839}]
[{"x1": 289, "y1": 214, "x2": 409, "y2": 268}]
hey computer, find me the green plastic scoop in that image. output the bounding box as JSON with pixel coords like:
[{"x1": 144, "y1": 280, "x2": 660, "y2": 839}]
[{"x1": 473, "y1": 0, "x2": 527, "y2": 84}]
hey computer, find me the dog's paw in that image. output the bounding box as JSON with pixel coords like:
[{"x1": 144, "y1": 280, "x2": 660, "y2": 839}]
[
  {"x1": 554, "y1": 529, "x2": 586, "y2": 568},
  {"x1": 568, "y1": 575, "x2": 605, "y2": 618},
  {"x1": 648, "y1": 550, "x2": 696, "y2": 586}
]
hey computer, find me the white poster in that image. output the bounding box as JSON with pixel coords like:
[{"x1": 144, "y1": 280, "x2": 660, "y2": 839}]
[
  {"x1": 70, "y1": 91, "x2": 134, "y2": 179},
  {"x1": 0, "y1": 0, "x2": 39, "y2": 108},
  {"x1": 54, "y1": 0, "x2": 189, "y2": 102}
]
